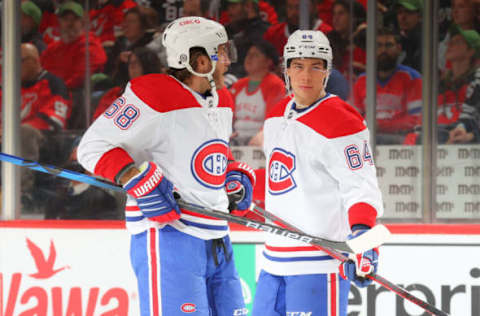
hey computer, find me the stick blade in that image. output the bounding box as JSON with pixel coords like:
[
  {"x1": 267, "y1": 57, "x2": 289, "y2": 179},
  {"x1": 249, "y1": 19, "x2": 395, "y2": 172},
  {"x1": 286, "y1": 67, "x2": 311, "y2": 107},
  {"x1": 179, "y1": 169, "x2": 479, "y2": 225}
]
[{"x1": 346, "y1": 224, "x2": 391, "y2": 253}]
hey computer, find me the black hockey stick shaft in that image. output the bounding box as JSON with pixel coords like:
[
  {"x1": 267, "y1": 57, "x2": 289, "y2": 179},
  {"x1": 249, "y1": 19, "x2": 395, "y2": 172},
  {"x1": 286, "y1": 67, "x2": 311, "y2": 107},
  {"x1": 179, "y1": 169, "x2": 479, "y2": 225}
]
[
  {"x1": 0, "y1": 151, "x2": 360, "y2": 253},
  {"x1": 249, "y1": 205, "x2": 449, "y2": 316},
  {"x1": 176, "y1": 199, "x2": 359, "y2": 253}
]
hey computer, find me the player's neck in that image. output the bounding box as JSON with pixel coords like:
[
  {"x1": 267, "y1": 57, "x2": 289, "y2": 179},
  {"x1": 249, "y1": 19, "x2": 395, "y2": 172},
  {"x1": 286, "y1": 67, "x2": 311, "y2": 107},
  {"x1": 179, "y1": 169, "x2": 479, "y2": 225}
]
[
  {"x1": 294, "y1": 91, "x2": 326, "y2": 109},
  {"x1": 186, "y1": 76, "x2": 210, "y2": 94}
]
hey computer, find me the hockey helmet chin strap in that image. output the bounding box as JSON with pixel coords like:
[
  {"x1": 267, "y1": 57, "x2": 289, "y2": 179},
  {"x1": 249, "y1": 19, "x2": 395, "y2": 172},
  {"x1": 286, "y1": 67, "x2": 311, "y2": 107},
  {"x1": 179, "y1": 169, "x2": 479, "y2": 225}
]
[{"x1": 185, "y1": 60, "x2": 219, "y2": 108}]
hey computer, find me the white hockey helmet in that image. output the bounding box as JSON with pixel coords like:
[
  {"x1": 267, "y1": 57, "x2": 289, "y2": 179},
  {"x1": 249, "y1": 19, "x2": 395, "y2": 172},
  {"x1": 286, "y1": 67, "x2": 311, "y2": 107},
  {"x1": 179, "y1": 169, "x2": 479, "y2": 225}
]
[
  {"x1": 283, "y1": 30, "x2": 333, "y2": 89},
  {"x1": 162, "y1": 16, "x2": 228, "y2": 78}
]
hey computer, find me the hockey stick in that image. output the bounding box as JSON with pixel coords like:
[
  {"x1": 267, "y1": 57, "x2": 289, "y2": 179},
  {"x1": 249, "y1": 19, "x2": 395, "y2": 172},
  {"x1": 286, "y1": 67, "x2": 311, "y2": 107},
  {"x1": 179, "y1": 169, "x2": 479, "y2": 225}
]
[
  {"x1": 248, "y1": 204, "x2": 449, "y2": 316},
  {"x1": 0, "y1": 152, "x2": 388, "y2": 253},
  {"x1": 176, "y1": 199, "x2": 389, "y2": 253},
  {"x1": 0, "y1": 152, "x2": 124, "y2": 192}
]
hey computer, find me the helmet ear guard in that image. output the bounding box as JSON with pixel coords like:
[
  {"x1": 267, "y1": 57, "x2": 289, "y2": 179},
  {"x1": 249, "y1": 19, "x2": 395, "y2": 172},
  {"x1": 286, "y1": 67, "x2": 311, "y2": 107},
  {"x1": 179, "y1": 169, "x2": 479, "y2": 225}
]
[{"x1": 283, "y1": 30, "x2": 333, "y2": 92}]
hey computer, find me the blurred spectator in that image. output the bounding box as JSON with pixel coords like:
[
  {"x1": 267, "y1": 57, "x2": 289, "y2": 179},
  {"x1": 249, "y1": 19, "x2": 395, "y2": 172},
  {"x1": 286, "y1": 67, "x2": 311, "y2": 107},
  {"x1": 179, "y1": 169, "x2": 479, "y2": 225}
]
[
  {"x1": 44, "y1": 144, "x2": 124, "y2": 220},
  {"x1": 327, "y1": 0, "x2": 366, "y2": 81},
  {"x1": 21, "y1": 1, "x2": 46, "y2": 53},
  {"x1": 317, "y1": 0, "x2": 335, "y2": 26},
  {"x1": 225, "y1": 0, "x2": 271, "y2": 78},
  {"x1": 439, "y1": 0, "x2": 480, "y2": 71},
  {"x1": 230, "y1": 40, "x2": 285, "y2": 145},
  {"x1": 105, "y1": 6, "x2": 157, "y2": 86},
  {"x1": 93, "y1": 47, "x2": 163, "y2": 120},
  {"x1": 36, "y1": 0, "x2": 60, "y2": 45},
  {"x1": 89, "y1": 0, "x2": 138, "y2": 47},
  {"x1": 136, "y1": 0, "x2": 184, "y2": 27},
  {"x1": 353, "y1": 28, "x2": 422, "y2": 145},
  {"x1": 405, "y1": 27, "x2": 480, "y2": 144},
  {"x1": 395, "y1": 0, "x2": 423, "y2": 72},
  {"x1": 220, "y1": 0, "x2": 279, "y2": 26},
  {"x1": 440, "y1": 27, "x2": 480, "y2": 144},
  {"x1": 183, "y1": 0, "x2": 217, "y2": 17},
  {"x1": 41, "y1": 1, "x2": 107, "y2": 90},
  {"x1": 0, "y1": 43, "x2": 71, "y2": 212},
  {"x1": 264, "y1": 0, "x2": 333, "y2": 56},
  {"x1": 0, "y1": 43, "x2": 71, "y2": 132}
]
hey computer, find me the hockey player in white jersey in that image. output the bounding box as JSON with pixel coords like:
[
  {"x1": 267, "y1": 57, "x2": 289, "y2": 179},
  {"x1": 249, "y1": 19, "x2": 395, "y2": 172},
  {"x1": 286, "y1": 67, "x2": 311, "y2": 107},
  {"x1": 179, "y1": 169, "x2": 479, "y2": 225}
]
[
  {"x1": 77, "y1": 17, "x2": 255, "y2": 316},
  {"x1": 252, "y1": 30, "x2": 384, "y2": 316}
]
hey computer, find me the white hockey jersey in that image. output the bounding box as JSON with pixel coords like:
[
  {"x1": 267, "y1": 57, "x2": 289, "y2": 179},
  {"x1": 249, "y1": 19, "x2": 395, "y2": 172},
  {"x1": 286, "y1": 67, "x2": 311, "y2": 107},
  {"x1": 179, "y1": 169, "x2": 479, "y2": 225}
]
[
  {"x1": 78, "y1": 74, "x2": 234, "y2": 239},
  {"x1": 262, "y1": 94, "x2": 384, "y2": 276}
]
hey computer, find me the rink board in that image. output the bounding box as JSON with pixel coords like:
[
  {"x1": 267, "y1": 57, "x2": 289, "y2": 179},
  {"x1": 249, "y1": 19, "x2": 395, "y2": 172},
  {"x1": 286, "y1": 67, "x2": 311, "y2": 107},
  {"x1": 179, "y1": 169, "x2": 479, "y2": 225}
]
[{"x1": 0, "y1": 222, "x2": 479, "y2": 316}]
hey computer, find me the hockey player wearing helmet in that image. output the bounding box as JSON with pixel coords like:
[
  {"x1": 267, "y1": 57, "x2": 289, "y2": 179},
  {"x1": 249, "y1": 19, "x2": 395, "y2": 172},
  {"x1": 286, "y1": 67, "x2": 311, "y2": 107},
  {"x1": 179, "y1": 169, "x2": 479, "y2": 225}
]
[
  {"x1": 78, "y1": 16, "x2": 254, "y2": 316},
  {"x1": 252, "y1": 30, "x2": 384, "y2": 316}
]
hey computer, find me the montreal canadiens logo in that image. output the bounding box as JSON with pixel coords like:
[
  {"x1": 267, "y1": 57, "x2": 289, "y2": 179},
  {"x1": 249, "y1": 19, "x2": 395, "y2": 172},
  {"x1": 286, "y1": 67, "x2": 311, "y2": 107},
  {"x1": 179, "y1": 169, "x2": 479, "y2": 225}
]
[
  {"x1": 181, "y1": 303, "x2": 197, "y2": 313},
  {"x1": 268, "y1": 148, "x2": 296, "y2": 195},
  {"x1": 191, "y1": 139, "x2": 228, "y2": 189}
]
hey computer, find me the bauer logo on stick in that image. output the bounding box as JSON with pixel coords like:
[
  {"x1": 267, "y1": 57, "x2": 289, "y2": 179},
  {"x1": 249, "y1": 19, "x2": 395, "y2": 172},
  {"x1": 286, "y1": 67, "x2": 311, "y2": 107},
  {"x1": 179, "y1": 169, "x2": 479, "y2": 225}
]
[
  {"x1": 191, "y1": 139, "x2": 229, "y2": 189},
  {"x1": 268, "y1": 148, "x2": 296, "y2": 195}
]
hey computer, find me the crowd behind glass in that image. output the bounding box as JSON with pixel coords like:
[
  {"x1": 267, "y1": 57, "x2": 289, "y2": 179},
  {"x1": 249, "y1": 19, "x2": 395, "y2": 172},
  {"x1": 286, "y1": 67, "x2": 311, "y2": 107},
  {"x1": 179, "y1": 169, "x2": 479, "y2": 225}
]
[{"x1": 2, "y1": 0, "x2": 479, "y2": 220}]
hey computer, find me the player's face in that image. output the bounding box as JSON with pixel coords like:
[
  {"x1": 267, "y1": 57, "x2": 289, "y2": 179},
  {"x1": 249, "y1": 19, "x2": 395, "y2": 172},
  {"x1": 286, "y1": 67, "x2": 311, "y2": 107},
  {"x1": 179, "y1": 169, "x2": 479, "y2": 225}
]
[{"x1": 287, "y1": 58, "x2": 328, "y2": 105}]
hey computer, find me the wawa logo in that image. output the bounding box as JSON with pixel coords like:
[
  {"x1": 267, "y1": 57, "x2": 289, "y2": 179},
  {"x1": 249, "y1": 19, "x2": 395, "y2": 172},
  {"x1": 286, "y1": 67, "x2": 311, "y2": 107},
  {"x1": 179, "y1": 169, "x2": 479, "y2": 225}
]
[{"x1": 0, "y1": 238, "x2": 130, "y2": 316}]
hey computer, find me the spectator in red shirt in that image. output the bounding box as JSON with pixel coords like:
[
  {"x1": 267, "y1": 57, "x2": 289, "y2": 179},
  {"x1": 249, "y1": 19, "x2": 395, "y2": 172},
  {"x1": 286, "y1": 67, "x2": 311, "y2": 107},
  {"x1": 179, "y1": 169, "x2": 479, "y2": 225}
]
[
  {"x1": 353, "y1": 28, "x2": 422, "y2": 144},
  {"x1": 0, "y1": 43, "x2": 71, "y2": 207},
  {"x1": 89, "y1": 0, "x2": 138, "y2": 47},
  {"x1": 264, "y1": 0, "x2": 333, "y2": 56},
  {"x1": 41, "y1": 1, "x2": 107, "y2": 90},
  {"x1": 0, "y1": 43, "x2": 71, "y2": 132},
  {"x1": 230, "y1": 40, "x2": 286, "y2": 145}
]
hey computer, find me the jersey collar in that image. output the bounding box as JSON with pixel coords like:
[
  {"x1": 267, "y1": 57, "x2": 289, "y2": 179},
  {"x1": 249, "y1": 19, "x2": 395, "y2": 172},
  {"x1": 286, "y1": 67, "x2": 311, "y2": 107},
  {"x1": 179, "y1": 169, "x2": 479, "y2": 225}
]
[{"x1": 283, "y1": 93, "x2": 333, "y2": 120}]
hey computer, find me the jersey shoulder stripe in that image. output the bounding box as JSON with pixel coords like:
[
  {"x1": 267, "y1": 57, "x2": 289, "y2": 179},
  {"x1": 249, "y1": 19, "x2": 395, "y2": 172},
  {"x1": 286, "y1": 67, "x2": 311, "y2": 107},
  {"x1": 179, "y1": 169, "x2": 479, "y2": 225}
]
[
  {"x1": 297, "y1": 96, "x2": 367, "y2": 138},
  {"x1": 129, "y1": 74, "x2": 233, "y2": 113},
  {"x1": 265, "y1": 95, "x2": 293, "y2": 120}
]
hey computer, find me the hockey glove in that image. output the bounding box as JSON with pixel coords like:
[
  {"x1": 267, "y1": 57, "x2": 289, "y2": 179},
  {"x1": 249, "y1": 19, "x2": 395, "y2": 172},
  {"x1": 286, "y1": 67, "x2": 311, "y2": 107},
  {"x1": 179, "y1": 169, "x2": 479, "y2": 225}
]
[
  {"x1": 225, "y1": 162, "x2": 256, "y2": 215},
  {"x1": 339, "y1": 225, "x2": 379, "y2": 288},
  {"x1": 124, "y1": 162, "x2": 181, "y2": 223}
]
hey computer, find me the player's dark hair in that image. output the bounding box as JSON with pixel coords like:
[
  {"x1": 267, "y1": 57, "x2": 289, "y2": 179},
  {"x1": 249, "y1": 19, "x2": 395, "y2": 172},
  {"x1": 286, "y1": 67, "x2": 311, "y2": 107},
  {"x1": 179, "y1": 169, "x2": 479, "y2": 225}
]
[
  {"x1": 286, "y1": 59, "x2": 327, "y2": 69},
  {"x1": 167, "y1": 47, "x2": 209, "y2": 83},
  {"x1": 377, "y1": 27, "x2": 401, "y2": 44}
]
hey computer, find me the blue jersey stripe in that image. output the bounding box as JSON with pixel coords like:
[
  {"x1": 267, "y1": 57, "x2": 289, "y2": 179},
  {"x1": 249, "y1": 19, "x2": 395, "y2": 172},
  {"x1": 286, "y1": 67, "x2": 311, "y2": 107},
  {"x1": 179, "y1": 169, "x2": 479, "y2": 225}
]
[
  {"x1": 179, "y1": 219, "x2": 229, "y2": 231},
  {"x1": 126, "y1": 215, "x2": 145, "y2": 222},
  {"x1": 263, "y1": 251, "x2": 335, "y2": 262}
]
